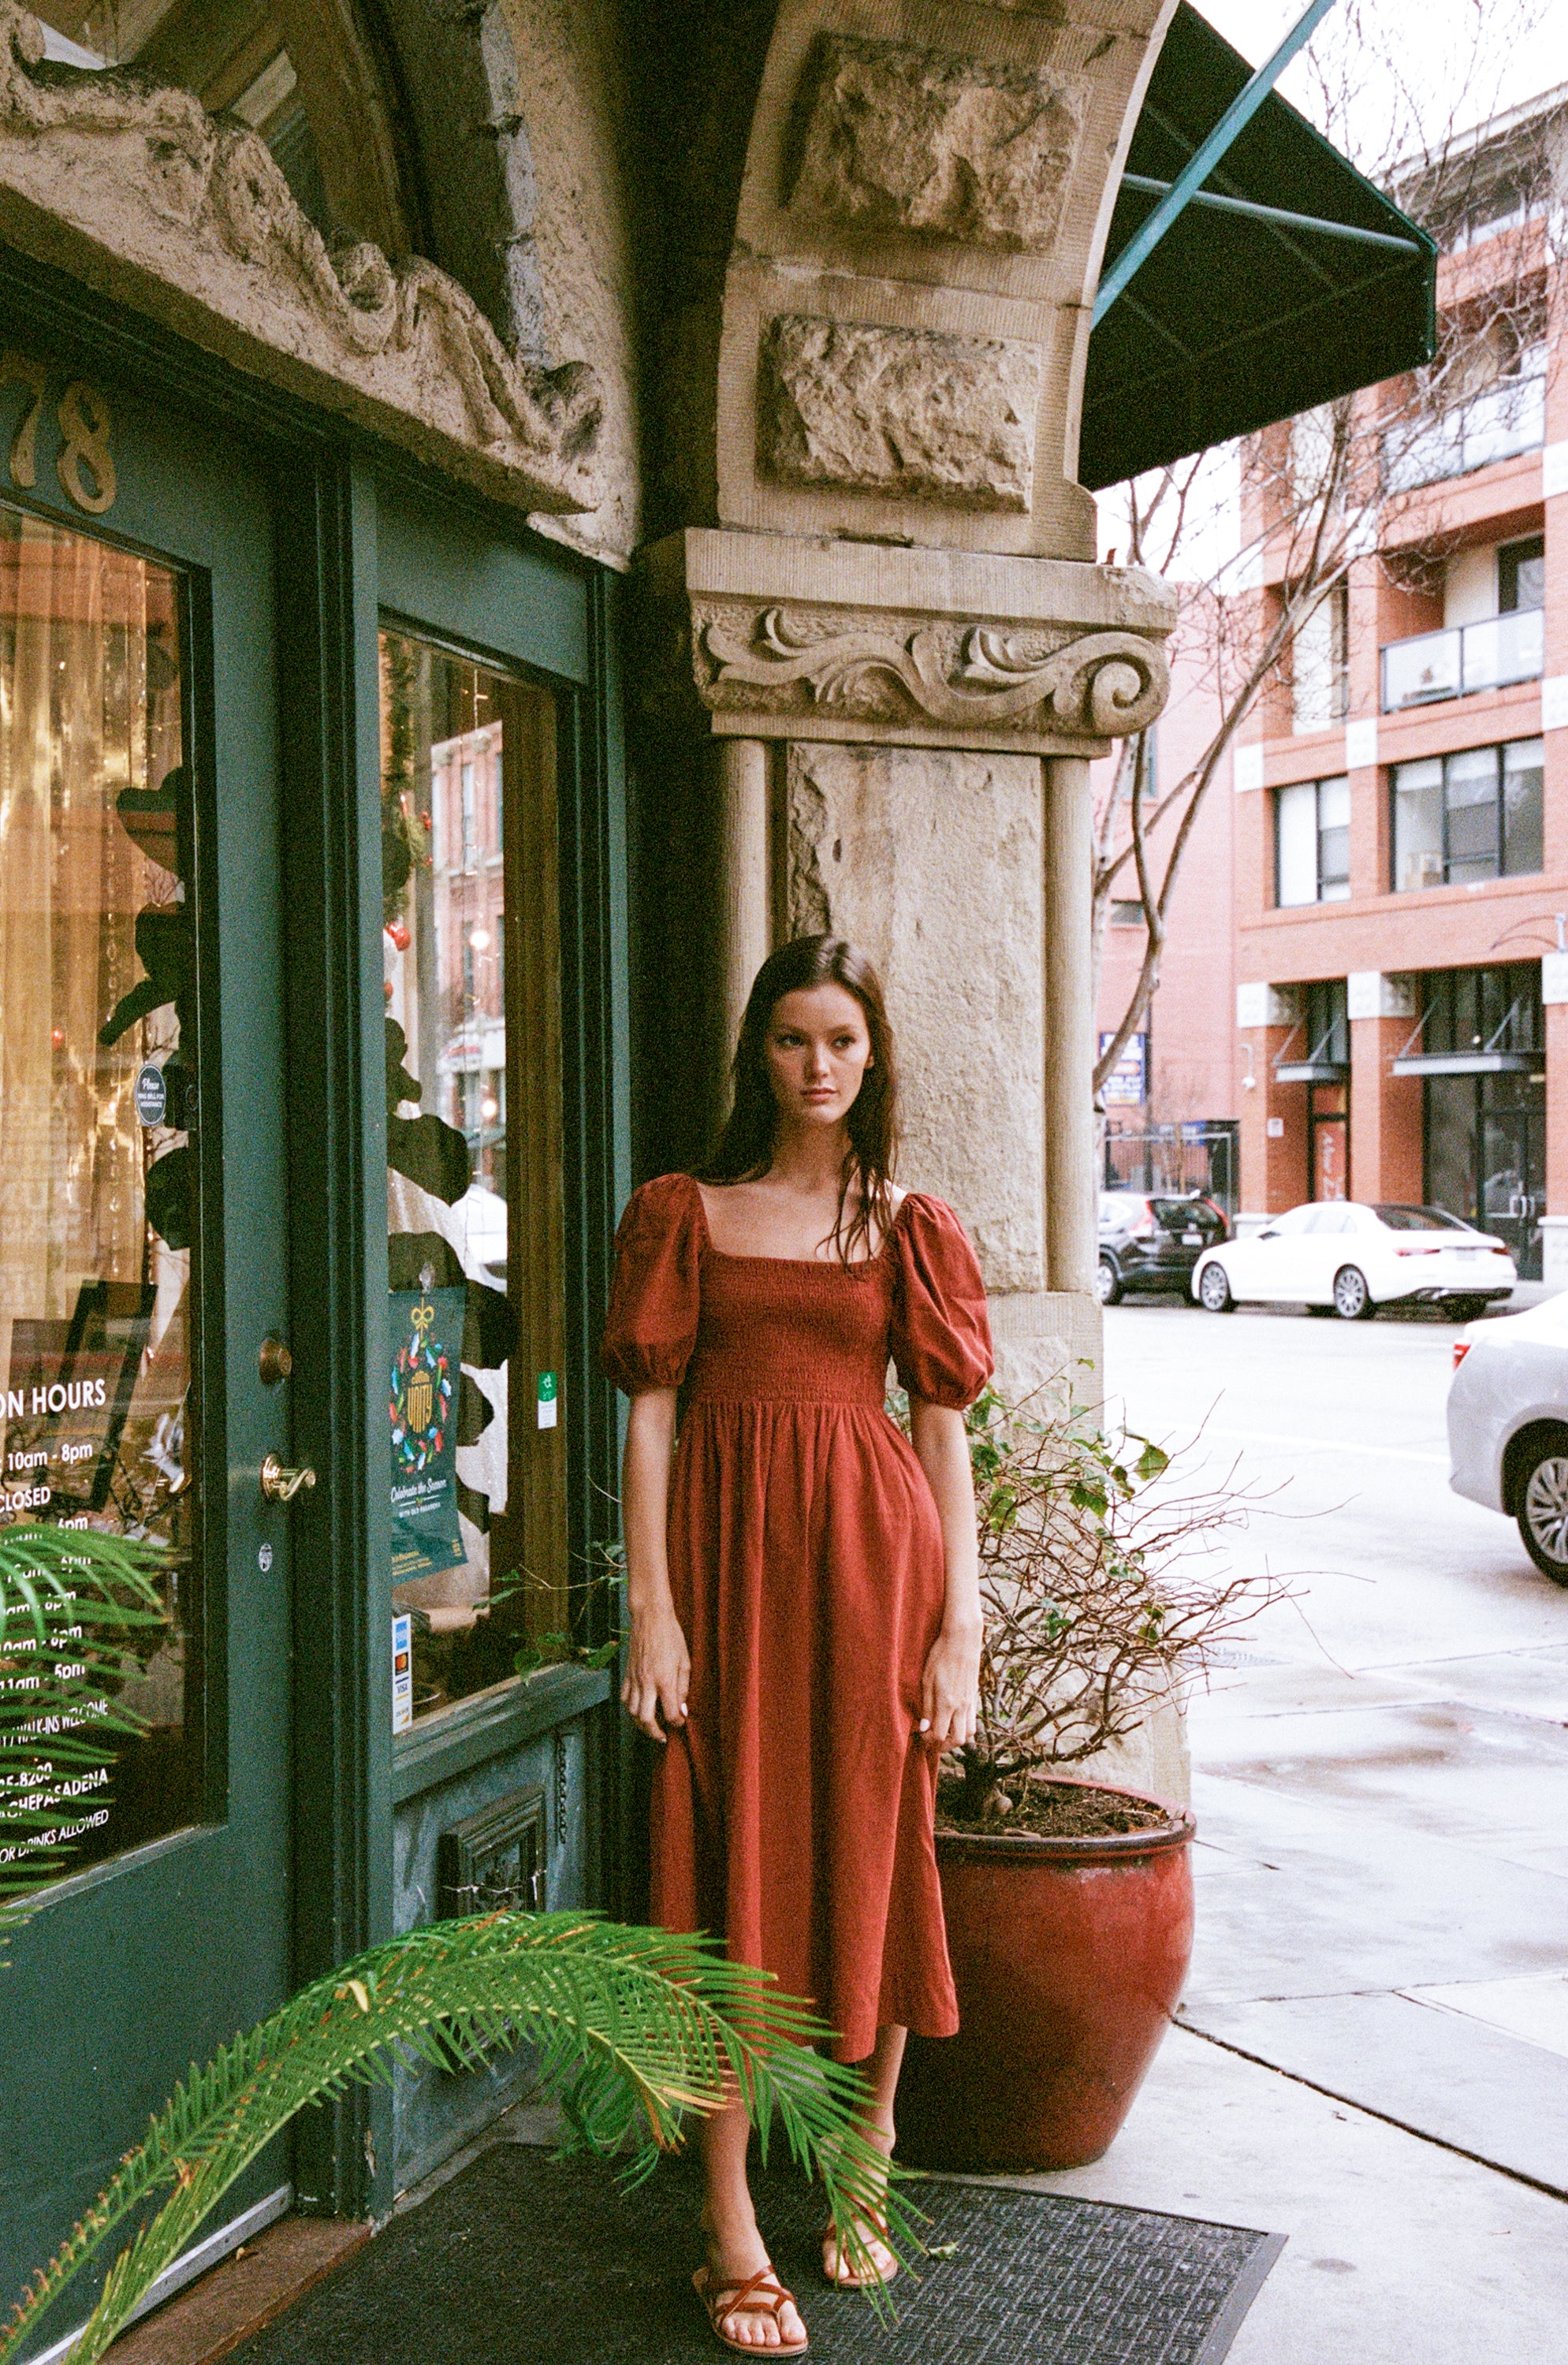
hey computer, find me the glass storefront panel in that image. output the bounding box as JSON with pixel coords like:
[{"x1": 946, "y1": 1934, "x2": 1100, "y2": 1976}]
[
  {"x1": 380, "y1": 626, "x2": 565, "y2": 1722},
  {"x1": 0, "y1": 501, "x2": 199, "y2": 1872}
]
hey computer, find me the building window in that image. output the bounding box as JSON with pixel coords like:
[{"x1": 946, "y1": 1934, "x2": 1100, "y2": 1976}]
[
  {"x1": 1499, "y1": 534, "x2": 1544, "y2": 614},
  {"x1": 1108, "y1": 899, "x2": 1145, "y2": 928},
  {"x1": 1303, "y1": 977, "x2": 1350, "y2": 1065},
  {"x1": 1420, "y1": 961, "x2": 1542, "y2": 1059},
  {"x1": 1291, "y1": 583, "x2": 1348, "y2": 732},
  {"x1": 1391, "y1": 736, "x2": 1544, "y2": 891},
  {"x1": 1276, "y1": 775, "x2": 1350, "y2": 907}
]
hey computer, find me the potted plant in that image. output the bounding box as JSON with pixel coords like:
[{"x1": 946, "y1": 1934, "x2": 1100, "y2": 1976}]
[{"x1": 896, "y1": 1388, "x2": 1277, "y2": 2174}]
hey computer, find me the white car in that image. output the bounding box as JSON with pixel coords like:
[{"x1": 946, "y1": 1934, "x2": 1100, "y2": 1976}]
[
  {"x1": 1450, "y1": 1293, "x2": 1568, "y2": 1584},
  {"x1": 1191, "y1": 1201, "x2": 1517, "y2": 1320}
]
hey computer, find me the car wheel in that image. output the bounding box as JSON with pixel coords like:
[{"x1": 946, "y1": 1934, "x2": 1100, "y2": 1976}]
[
  {"x1": 1332, "y1": 1264, "x2": 1376, "y2": 1321},
  {"x1": 1097, "y1": 1255, "x2": 1123, "y2": 1307},
  {"x1": 1197, "y1": 1261, "x2": 1235, "y2": 1313},
  {"x1": 1518, "y1": 1444, "x2": 1568, "y2": 1586}
]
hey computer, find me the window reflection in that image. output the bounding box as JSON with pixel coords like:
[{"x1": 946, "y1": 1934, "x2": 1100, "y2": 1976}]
[
  {"x1": 0, "y1": 502, "x2": 199, "y2": 1873},
  {"x1": 380, "y1": 627, "x2": 563, "y2": 1723}
]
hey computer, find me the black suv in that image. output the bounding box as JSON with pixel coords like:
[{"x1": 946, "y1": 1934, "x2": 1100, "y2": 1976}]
[{"x1": 1098, "y1": 1191, "x2": 1229, "y2": 1305}]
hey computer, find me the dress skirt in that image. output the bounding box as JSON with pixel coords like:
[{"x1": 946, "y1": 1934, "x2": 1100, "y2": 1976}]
[{"x1": 601, "y1": 1172, "x2": 993, "y2": 2064}]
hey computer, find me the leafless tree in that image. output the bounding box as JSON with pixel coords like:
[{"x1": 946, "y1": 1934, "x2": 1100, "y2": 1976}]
[{"x1": 1093, "y1": 0, "x2": 1563, "y2": 1106}]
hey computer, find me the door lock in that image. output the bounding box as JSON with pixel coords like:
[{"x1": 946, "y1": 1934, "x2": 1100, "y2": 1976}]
[{"x1": 260, "y1": 1453, "x2": 317, "y2": 1503}]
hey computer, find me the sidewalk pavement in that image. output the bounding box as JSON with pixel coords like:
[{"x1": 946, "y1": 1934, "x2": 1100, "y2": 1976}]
[{"x1": 1015, "y1": 1651, "x2": 1568, "y2": 2363}]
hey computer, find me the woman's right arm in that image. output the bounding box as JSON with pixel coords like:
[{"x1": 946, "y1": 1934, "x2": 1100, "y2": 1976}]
[{"x1": 619, "y1": 1387, "x2": 691, "y2": 1741}]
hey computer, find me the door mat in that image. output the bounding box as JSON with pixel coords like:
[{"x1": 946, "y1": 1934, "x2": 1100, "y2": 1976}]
[{"x1": 227, "y1": 2146, "x2": 1283, "y2": 2365}]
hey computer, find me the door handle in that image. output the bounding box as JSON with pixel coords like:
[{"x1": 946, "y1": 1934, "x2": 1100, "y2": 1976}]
[{"x1": 260, "y1": 1453, "x2": 317, "y2": 1503}]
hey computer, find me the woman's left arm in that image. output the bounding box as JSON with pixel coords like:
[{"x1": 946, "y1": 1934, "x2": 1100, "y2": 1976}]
[{"x1": 908, "y1": 1397, "x2": 981, "y2": 1748}]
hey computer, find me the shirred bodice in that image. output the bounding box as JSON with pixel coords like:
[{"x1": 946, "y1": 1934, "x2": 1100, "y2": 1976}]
[
  {"x1": 600, "y1": 1171, "x2": 993, "y2": 1413},
  {"x1": 685, "y1": 1250, "x2": 896, "y2": 1406}
]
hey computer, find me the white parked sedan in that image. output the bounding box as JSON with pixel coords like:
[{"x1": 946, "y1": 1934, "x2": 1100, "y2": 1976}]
[
  {"x1": 1450, "y1": 1292, "x2": 1568, "y2": 1583},
  {"x1": 1191, "y1": 1201, "x2": 1517, "y2": 1320}
]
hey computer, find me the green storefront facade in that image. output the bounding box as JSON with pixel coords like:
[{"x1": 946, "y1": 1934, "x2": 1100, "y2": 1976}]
[{"x1": 0, "y1": 3, "x2": 1437, "y2": 2348}]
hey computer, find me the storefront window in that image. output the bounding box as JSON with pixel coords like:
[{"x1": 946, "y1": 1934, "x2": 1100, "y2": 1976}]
[
  {"x1": 0, "y1": 502, "x2": 199, "y2": 1870},
  {"x1": 380, "y1": 627, "x2": 564, "y2": 1722}
]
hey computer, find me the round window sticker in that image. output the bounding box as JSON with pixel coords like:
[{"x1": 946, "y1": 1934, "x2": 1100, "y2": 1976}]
[{"x1": 134, "y1": 1063, "x2": 167, "y2": 1127}]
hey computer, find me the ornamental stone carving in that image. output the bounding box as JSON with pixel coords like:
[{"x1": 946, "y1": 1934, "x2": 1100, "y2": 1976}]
[
  {"x1": 0, "y1": 4, "x2": 603, "y2": 514},
  {"x1": 762, "y1": 315, "x2": 1040, "y2": 511},
  {"x1": 788, "y1": 32, "x2": 1087, "y2": 254},
  {"x1": 639, "y1": 527, "x2": 1175, "y2": 756},
  {"x1": 699, "y1": 606, "x2": 1168, "y2": 740}
]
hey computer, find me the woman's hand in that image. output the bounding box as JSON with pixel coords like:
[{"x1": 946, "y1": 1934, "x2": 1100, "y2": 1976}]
[
  {"x1": 621, "y1": 1603, "x2": 691, "y2": 1743},
  {"x1": 918, "y1": 1622, "x2": 981, "y2": 1750}
]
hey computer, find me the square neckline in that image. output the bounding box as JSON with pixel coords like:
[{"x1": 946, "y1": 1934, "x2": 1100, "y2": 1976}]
[{"x1": 689, "y1": 1174, "x2": 907, "y2": 1268}]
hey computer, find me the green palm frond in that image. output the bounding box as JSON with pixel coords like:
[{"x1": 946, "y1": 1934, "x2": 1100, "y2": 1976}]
[
  {"x1": 0, "y1": 1912, "x2": 916, "y2": 2365},
  {"x1": 0, "y1": 1525, "x2": 168, "y2": 1930}
]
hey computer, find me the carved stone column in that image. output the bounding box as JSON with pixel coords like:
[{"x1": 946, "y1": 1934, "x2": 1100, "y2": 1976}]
[
  {"x1": 641, "y1": 527, "x2": 1175, "y2": 1388},
  {"x1": 635, "y1": 0, "x2": 1183, "y2": 1384}
]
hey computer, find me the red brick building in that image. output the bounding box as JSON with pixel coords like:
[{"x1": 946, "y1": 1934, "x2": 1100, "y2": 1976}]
[
  {"x1": 1097, "y1": 633, "x2": 1238, "y2": 1206},
  {"x1": 1234, "y1": 88, "x2": 1566, "y2": 1277}
]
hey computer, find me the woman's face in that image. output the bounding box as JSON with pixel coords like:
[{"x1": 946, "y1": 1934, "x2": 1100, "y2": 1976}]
[{"x1": 764, "y1": 984, "x2": 874, "y2": 1132}]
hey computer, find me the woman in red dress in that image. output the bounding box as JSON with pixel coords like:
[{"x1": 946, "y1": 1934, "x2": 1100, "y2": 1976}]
[{"x1": 602, "y1": 935, "x2": 992, "y2": 2354}]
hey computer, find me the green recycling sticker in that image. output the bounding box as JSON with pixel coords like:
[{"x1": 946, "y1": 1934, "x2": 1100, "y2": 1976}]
[{"x1": 537, "y1": 1370, "x2": 559, "y2": 1430}]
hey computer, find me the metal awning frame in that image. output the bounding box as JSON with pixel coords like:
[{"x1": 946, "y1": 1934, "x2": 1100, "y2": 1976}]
[
  {"x1": 1093, "y1": 0, "x2": 1344, "y2": 326},
  {"x1": 1391, "y1": 994, "x2": 1540, "y2": 1075},
  {"x1": 1116, "y1": 173, "x2": 1423, "y2": 256},
  {"x1": 1391, "y1": 1051, "x2": 1540, "y2": 1076}
]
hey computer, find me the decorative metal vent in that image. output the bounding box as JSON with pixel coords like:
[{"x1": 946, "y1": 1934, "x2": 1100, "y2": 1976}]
[{"x1": 437, "y1": 1784, "x2": 547, "y2": 1920}]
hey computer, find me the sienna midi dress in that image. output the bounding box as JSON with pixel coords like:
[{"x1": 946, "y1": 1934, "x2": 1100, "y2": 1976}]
[{"x1": 601, "y1": 1171, "x2": 993, "y2": 2062}]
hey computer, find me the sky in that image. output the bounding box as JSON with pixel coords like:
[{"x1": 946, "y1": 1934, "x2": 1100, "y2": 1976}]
[{"x1": 1195, "y1": 0, "x2": 1566, "y2": 169}]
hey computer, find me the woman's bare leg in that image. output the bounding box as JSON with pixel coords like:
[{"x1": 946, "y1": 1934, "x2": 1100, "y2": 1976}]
[
  {"x1": 822, "y1": 2023, "x2": 905, "y2": 2287},
  {"x1": 699, "y1": 2100, "x2": 806, "y2": 2348}
]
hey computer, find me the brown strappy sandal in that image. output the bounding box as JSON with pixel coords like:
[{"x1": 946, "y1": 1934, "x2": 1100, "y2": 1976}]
[
  {"x1": 821, "y1": 2211, "x2": 899, "y2": 2292},
  {"x1": 692, "y1": 2263, "x2": 809, "y2": 2355}
]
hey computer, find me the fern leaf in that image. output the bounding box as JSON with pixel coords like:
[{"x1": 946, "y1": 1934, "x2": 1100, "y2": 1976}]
[{"x1": 0, "y1": 1915, "x2": 913, "y2": 2365}]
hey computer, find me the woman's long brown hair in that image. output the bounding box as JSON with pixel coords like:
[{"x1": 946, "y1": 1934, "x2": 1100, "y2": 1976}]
[{"x1": 698, "y1": 935, "x2": 899, "y2": 1267}]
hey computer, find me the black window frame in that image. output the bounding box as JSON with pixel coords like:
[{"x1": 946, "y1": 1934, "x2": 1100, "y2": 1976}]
[
  {"x1": 1418, "y1": 961, "x2": 1544, "y2": 1059},
  {"x1": 1390, "y1": 735, "x2": 1544, "y2": 891},
  {"x1": 1499, "y1": 533, "x2": 1544, "y2": 614}
]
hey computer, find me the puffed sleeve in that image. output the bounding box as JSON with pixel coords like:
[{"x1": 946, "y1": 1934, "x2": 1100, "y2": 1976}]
[
  {"x1": 890, "y1": 1194, "x2": 994, "y2": 1409},
  {"x1": 600, "y1": 1172, "x2": 703, "y2": 1395}
]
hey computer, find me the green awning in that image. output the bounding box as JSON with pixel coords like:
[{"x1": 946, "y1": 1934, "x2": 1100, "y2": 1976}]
[{"x1": 1078, "y1": 3, "x2": 1437, "y2": 491}]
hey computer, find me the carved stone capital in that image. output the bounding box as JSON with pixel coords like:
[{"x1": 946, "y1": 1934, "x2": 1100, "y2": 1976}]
[
  {"x1": 0, "y1": 4, "x2": 603, "y2": 514},
  {"x1": 640, "y1": 529, "x2": 1175, "y2": 757}
]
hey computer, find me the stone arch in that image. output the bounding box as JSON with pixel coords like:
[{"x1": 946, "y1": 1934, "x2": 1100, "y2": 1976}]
[{"x1": 642, "y1": 0, "x2": 1177, "y2": 564}]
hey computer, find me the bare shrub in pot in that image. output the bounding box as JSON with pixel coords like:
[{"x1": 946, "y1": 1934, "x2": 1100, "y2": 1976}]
[{"x1": 926, "y1": 1385, "x2": 1282, "y2": 1829}]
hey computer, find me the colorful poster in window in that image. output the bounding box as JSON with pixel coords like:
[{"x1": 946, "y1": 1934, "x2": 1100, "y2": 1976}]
[
  {"x1": 389, "y1": 1279, "x2": 467, "y2": 1580},
  {"x1": 1099, "y1": 1031, "x2": 1147, "y2": 1107}
]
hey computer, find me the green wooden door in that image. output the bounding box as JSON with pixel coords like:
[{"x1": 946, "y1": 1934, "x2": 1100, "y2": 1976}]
[{"x1": 0, "y1": 355, "x2": 294, "y2": 2341}]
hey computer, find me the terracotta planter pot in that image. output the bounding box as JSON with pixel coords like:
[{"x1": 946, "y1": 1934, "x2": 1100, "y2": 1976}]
[{"x1": 897, "y1": 1778, "x2": 1196, "y2": 2173}]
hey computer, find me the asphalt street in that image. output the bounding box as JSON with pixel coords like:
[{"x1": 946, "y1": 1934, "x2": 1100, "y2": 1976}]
[{"x1": 1033, "y1": 1291, "x2": 1568, "y2": 2362}]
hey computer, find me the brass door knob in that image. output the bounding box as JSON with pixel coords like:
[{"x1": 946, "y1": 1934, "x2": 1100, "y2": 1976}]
[{"x1": 260, "y1": 1453, "x2": 317, "y2": 1503}]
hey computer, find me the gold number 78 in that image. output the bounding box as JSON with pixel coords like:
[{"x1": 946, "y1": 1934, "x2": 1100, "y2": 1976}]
[{"x1": 0, "y1": 352, "x2": 116, "y2": 513}]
